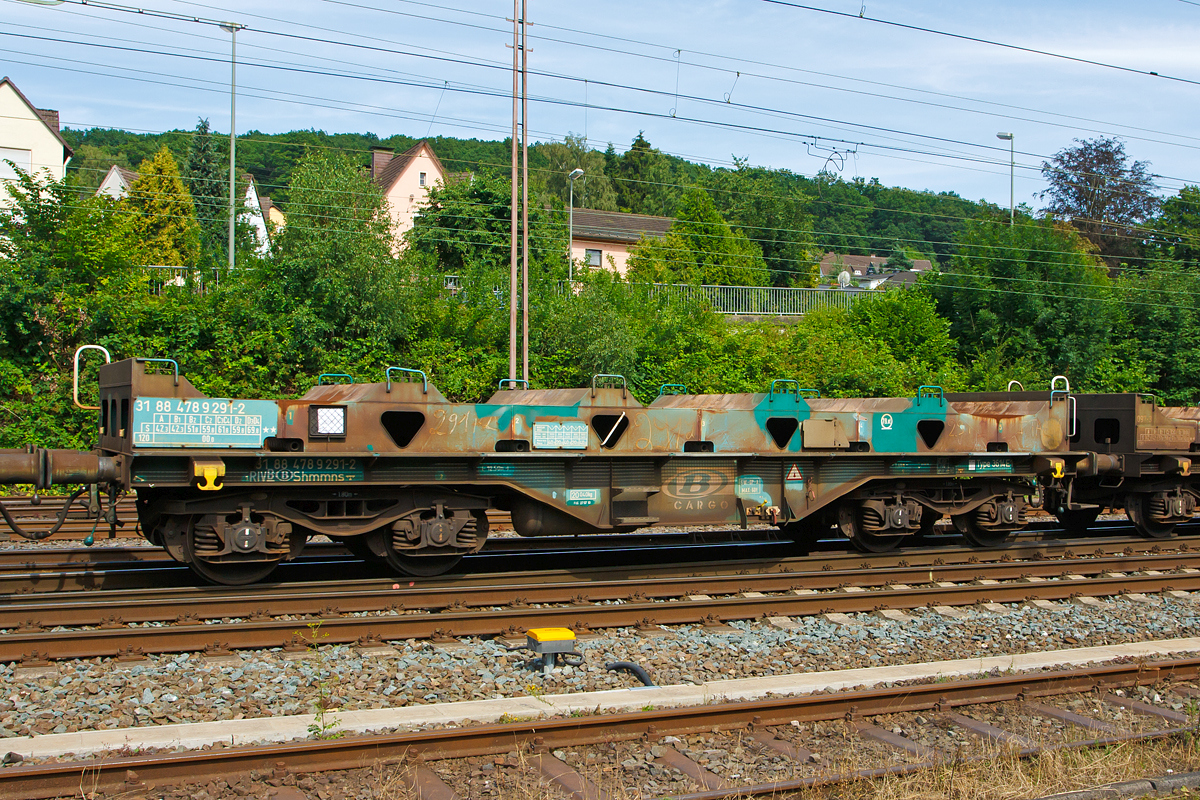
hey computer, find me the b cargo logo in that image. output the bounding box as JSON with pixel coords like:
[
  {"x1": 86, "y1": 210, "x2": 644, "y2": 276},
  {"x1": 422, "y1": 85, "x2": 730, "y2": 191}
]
[{"x1": 664, "y1": 470, "x2": 729, "y2": 499}]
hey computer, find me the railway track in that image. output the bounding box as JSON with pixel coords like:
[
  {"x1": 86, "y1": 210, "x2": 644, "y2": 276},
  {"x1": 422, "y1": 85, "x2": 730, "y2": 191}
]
[
  {"x1": 4, "y1": 653, "x2": 1199, "y2": 800},
  {"x1": 4, "y1": 538, "x2": 1199, "y2": 663}
]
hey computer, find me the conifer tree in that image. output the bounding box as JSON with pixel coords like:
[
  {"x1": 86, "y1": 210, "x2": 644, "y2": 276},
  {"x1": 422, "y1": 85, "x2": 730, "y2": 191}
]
[
  {"x1": 626, "y1": 187, "x2": 767, "y2": 286},
  {"x1": 124, "y1": 146, "x2": 200, "y2": 267},
  {"x1": 183, "y1": 118, "x2": 227, "y2": 260}
]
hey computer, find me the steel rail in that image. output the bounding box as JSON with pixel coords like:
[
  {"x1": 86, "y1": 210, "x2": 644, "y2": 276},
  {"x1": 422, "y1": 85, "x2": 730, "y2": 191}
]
[
  {"x1": 0, "y1": 528, "x2": 788, "y2": 573},
  {"x1": 6, "y1": 549, "x2": 1200, "y2": 631},
  {"x1": 1, "y1": 655, "x2": 1197, "y2": 800},
  {"x1": 2, "y1": 527, "x2": 1195, "y2": 596},
  {"x1": 4, "y1": 567, "x2": 1200, "y2": 663}
]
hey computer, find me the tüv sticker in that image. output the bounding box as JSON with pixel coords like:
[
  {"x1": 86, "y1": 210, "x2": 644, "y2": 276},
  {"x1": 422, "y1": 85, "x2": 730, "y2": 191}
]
[{"x1": 566, "y1": 488, "x2": 601, "y2": 506}]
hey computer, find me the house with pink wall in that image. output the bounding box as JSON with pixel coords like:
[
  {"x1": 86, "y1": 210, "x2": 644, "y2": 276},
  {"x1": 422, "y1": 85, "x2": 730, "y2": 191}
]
[{"x1": 369, "y1": 141, "x2": 445, "y2": 248}]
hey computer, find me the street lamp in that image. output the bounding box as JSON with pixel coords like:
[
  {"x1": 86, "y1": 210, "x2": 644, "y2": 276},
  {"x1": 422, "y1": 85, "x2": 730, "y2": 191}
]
[
  {"x1": 220, "y1": 22, "x2": 245, "y2": 274},
  {"x1": 996, "y1": 132, "x2": 1014, "y2": 226},
  {"x1": 567, "y1": 167, "x2": 584, "y2": 281}
]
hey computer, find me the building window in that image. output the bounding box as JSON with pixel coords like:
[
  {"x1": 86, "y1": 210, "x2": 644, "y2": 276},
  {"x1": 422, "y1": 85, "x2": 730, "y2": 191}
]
[
  {"x1": 0, "y1": 147, "x2": 32, "y2": 180},
  {"x1": 586, "y1": 249, "x2": 602, "y2": 267},
  {"x1": 419, "y1": 172, "x2": 427, "y2": 187}
]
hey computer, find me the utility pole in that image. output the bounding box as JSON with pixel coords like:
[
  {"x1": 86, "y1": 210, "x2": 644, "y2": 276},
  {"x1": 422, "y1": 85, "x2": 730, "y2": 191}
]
[
  {"x1": 222, "y1": 22, "x2": 244, "y2": 274},
  {"x1": 520, "y1": 0, "x2": 530, "y2": 383},
  {"x1": 508, "y1": 2, "x2": 519, "y2": 383}
]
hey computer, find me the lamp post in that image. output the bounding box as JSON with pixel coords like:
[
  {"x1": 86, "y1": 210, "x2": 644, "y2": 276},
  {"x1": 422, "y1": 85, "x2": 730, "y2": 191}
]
[
  {"x1": 567, "y1": 167, "x2": 584, "y2": 281},
  {"x1": 996, "y1": 132, "x2": 1014, "y2": 226},
  {"x1": 221, "y1": 23, "x2": 244, "y2": 275}
]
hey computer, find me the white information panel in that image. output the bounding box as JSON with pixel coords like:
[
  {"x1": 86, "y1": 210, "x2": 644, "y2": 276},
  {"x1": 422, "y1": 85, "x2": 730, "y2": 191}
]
[{"x1": 532, "y1": 421, "x2": 589, "y2": 450}]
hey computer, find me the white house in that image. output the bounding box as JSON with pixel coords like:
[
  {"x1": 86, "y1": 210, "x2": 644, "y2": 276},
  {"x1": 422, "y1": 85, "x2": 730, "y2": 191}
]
[
  {"x1": 0, "y1": 77, "x2": 73, "y2": 208},
  {"x1": 95, "y1": 164, "x2": 137, "y2": 199}
]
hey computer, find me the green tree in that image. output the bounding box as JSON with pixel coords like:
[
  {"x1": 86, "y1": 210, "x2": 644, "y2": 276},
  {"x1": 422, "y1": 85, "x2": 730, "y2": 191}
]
[
  {"x1": 1148, "y1": 185, "x2": 1200, "y2": 268},
  {"x1": 263, "y1": 148, "x2": 404, "y2": 361},
  {"x1": 626, "y1": 187, "x2": 768, "y2": 286},
  {"x1": 612, "y1": 132, "x2": 676, "y2": 216},
  {"x1": 847, "y1": 288, "x2": 957, "y2": 378},
  {"x1": 1040, "y1": 136, "x2": 1160, "y2": 265},
  {"x1": 0, "y1": 167, "x2": 191, "y2": 449},
  {"x1": 885, "y1": 244, "x2": 914, "y2": 270},
  {"x1": 535, "y1": 133, "x2": 617, "y2": 211},
  {"x1": 703, "y1": 160, "x2": 817, "y2": 286},
  {"x1": 124, "y1": 146, "x2": 200, "y2": 268},
  {"x1": 183, "y1": 118, "x2": 228, "y2": 262},
  {"x1": 928, "y1": 214, "x2": 1116, "y2": 380}
]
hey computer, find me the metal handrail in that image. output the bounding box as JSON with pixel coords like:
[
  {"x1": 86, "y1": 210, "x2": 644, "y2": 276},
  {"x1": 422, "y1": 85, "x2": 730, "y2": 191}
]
[
  {"x1": 768, "y1": 379, "x2": 799, "y2": 402},
  {"x1": 318, "y1": 373, "x2": 354, "y2": 385},
  {"x1": 498, "y1": 379, "x2": 530, "y2": 390},
  {"x1": 591, "y1": 374, "x2": 627, "y2": 398},
  {"x1": 136, "y1": 358, "x2": 180, "y2": 386},
  {"x1": 1050, "y1": 376, "x2": 1075, "y2": 437},
  {"x1": 385, "y1": 367, "x2": 428, "y2": 394},
  {"x1": 73, "y1": 345, "x2": 111, "y2": 411},
  {"x1": 657, "y1": 384, "x2": 688, "y2": 397},
  {"x1": 916, "y1": 385, "x2": 945, "y2": 407},
  {"x1": 1007, "y1": 380, "x2": 1024, "y2": 391}
]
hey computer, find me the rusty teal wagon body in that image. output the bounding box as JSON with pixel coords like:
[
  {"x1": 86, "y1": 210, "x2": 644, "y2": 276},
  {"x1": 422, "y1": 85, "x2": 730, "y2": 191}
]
[{"x1": 0, "y1": 352, "x2": 1089, "y2": 584}]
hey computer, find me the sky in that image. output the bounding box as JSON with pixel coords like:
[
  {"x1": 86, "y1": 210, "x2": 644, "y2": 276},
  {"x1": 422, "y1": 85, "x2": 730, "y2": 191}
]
[{"x1": 2, "y1": 0, "x2": 1199, "y2": 208}]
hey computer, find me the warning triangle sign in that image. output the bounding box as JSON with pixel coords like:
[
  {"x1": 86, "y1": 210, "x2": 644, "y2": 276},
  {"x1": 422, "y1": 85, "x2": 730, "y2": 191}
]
[{"x1": 786, "y1": 464, "x2": 802, "y2": 481}]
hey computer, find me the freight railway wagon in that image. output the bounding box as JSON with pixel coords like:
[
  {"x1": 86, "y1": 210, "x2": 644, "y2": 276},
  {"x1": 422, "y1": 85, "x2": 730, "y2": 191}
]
[
  {"x1": 0, "y1": 351, "x2": 1085, "y2": 585},
  {"x1": 1040, "y1": 393, "x2": 1200, "y2": 538}
]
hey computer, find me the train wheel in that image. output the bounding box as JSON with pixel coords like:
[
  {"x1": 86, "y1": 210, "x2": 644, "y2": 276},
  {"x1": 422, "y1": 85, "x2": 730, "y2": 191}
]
[
  {"x1": 838, "y1": 504, "x2": 904, "y2": 553},
  {"x1": 951, "y1": 514, "x2": 1013, "y2": 548},
  {"x1": 188, "y1": 557, "x2": 280, "y2": 586},
  {"x1": 1054, "y1": 508, "x2": 1100, "y2": 536},
  {"x1": 385, "y1": 551, "x2": 463, "y2": 577},
  {"x1": 178, "y1": 514, "x2": 281, "y2": 585},
  {"x1": 1125, "y1": 494, "x2": 1176, "y2": 539}
]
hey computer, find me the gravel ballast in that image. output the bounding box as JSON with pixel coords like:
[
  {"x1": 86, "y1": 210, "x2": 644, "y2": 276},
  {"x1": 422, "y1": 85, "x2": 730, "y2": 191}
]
[{"x1": 2, "y1": 593, "x2": 1199, "y2": 739}]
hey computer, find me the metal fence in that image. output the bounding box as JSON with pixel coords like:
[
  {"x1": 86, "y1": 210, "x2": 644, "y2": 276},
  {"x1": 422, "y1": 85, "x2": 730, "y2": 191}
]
[
  {"x1": 142, "y1": 266, "x2": 213, "y2": 296},
  {"x1": 642, "y1": 283, "x2": 873, "y2": 316},
  {"x1": 553, "y1": 281, "x2": 877, "y2": 316}
]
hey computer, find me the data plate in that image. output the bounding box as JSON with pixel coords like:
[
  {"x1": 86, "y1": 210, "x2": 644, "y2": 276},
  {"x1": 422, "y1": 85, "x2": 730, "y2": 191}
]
[
  {"x1": 131, "y1": 398, "x2": 279, "y2": 448},
  {"x1": 532, "y1": 421, "x2": 589, "y2": 450},
  {"x1": 241, "y1": 457, "x2": 363, "y2": 483},
  {"x1": 566, "y1": 488, "x2": 600, "y2": 506}
]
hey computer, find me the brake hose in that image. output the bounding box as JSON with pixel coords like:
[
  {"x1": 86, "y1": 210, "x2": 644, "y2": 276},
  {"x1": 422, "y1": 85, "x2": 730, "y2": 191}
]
[{"x1": 0, "y1": 486, "x2": 88, "y2": 541}]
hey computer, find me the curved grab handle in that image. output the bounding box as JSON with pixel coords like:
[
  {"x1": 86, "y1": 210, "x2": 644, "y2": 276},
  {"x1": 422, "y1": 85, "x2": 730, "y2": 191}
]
[
  {"x1": 768, "y1": 379, "x2": 798, "y2": 402},
  {"x1": 657, "y1": 383, "x2": 688, "y2": 397},
  {"x1": 797, "y1": 388, "x2": 821, "y2": 399},
  {"x1": 386, "y1": 367, "x2": 428, "y2": 394},
  {"x1": 73, "y1": 345, "x2": 111, "y2": 411},
  {"x1": 1050, "y1": 375, "x2": 1075, "y2": 438},
  {"x1": 916, "y1": 385, "x2": 944, "y2": 407},
  {"x1": 318, "y1": 373, "x2": 354, "y2": 385},
  {"x1": 498, "y1": 378, "x2": 529, "y2": 390},
  {"x1": 137, "y1": 358, "x2": 179, "y2": 386},
  {"x1": 591, "y1": 374, "x2": 627, "y2": 398},
  {"x1": 1007, "y1": 380, "x2": 1024, "y2": 392}
]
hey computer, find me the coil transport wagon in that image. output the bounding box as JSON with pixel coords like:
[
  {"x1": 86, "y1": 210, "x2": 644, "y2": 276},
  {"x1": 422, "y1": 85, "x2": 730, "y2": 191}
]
[{"x1": 4, "y1": 346, "x2": 1189, "y2": 585}]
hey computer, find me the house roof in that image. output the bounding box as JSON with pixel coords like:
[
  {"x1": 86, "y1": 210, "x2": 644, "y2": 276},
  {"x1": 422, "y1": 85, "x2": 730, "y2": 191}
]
[
  {"x1": 570, "y1": 209, "x2": 673, "y2": 245},
  {"x1": 0, "y1": 77, "x2": 74, "y2": 160},
  {"x1": 373, "y1": 140, "x2": 445, "y2": 193},
  {"x1": 819, "y1": 251, "x2": 932, "y2": 276}
]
